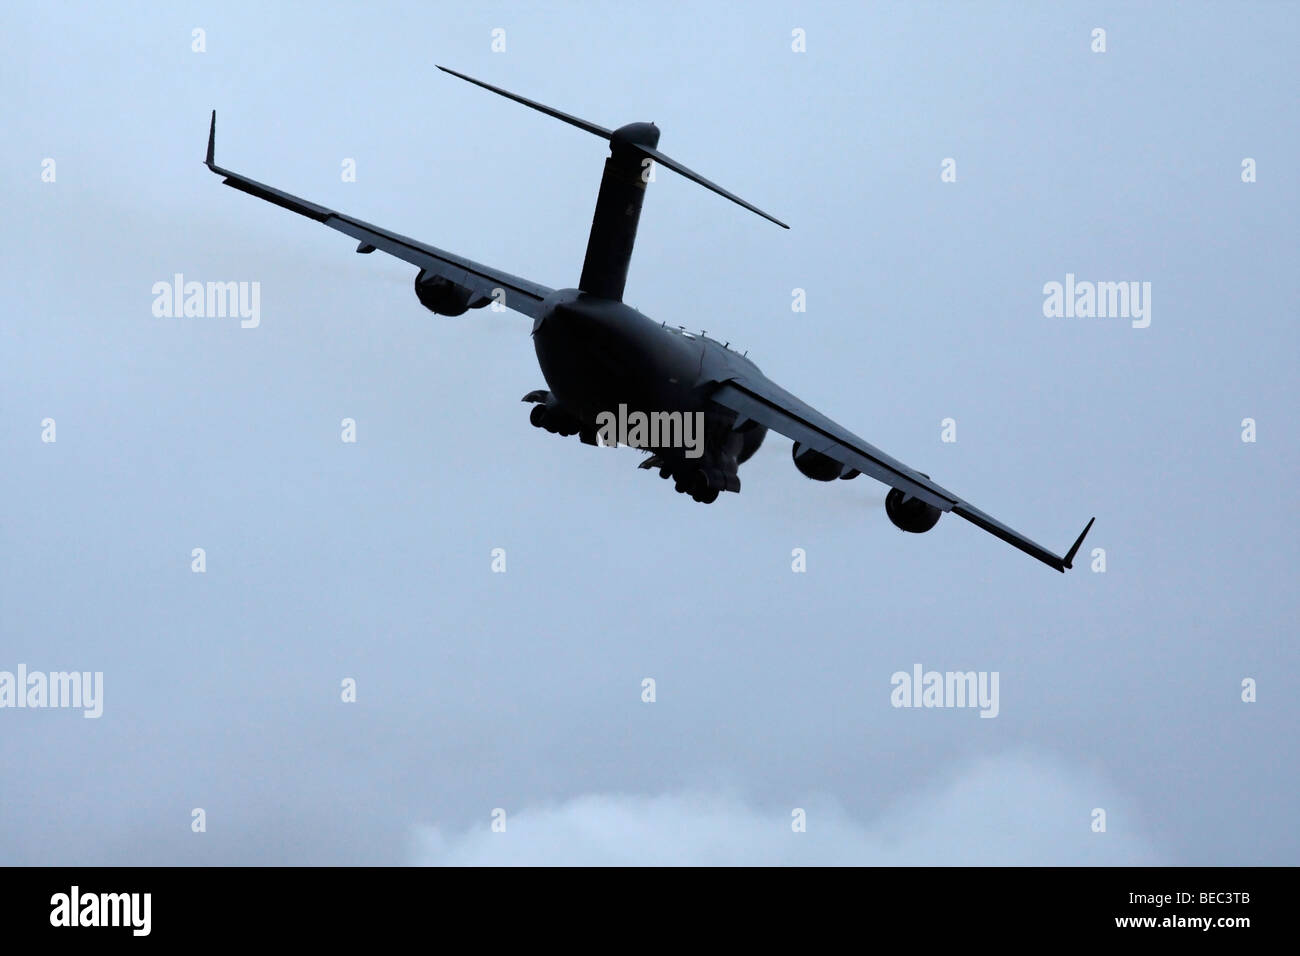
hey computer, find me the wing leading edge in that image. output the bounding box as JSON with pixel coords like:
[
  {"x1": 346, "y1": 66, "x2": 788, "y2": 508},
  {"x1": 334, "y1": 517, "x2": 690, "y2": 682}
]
[
  {"x1": 710, "y1": 377, "x2": 1094, "y2": 573},
  {"x1": 202, "y1": 111, "x2": 553, "y2": 319}
]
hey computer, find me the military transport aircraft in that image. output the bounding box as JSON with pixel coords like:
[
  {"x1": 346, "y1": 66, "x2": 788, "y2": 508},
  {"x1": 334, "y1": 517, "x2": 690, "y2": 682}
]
[{"x1": 204, "y1": 66, "x2": 1094, "y2": 572}]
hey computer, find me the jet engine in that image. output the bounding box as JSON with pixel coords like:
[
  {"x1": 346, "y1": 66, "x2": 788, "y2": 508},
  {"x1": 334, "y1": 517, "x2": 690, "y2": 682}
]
[
  {"x1": 885, "y1": 487, "x2": 942, "y2": 533},
  {"x1": 414, "y1": 269, "x2": 491, "y2": 316},
  {"x1": 791, "y1": 442, "x2": 844, "y2": 481},
  {"x1": 736, "y1": 419, "x2": 767, "y2": 464}
]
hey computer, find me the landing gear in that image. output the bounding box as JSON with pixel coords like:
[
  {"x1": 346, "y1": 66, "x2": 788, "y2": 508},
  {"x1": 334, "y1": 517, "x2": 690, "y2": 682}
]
[
  {"x1": 645, "y1": 456, "x2": 731, "y2": 504},
  {"x1": 523, "y1": 391, "x2": 742, "y2": 505}
]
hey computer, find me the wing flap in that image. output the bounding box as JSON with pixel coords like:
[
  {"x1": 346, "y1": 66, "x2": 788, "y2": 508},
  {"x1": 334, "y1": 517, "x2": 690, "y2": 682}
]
[
  {"x1": 712, "y1": 380, "x2": 955, "y2": 510},
  {"x1": 711, "y1": 377, "x2": 1093, "y2": 572},
  {"x1": 204, "y1": 111, "x2": 552, "y2": 319}
]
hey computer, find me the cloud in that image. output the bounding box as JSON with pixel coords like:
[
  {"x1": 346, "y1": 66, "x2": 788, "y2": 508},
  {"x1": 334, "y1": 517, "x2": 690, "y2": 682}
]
[{"x1": 411, "y1": 753, "x2": 1162, "y2": 865}]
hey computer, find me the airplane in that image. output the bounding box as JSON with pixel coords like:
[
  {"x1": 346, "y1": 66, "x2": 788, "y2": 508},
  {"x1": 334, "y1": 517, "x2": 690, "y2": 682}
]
[{"x1": 203, "y1": 66, "x2": 1094, "y2": 573}]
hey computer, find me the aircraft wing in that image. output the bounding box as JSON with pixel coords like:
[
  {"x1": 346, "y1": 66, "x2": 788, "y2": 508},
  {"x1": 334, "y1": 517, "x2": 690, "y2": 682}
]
[
  {"x1": 202, "y1": 112, "x2": 553, "y2": 319},
  {"x1": 709, "y1": 375, "x2": 1094, "y2": 573}
]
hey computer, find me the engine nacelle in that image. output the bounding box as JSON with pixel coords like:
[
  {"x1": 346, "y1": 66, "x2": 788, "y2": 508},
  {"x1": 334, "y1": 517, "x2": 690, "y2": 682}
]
[
  {"x1": 792, "y1": 442, "x2": 844, "y2": 481},
  {"x1": 885, "y1": 487, "x2": 942, "y2": 533},
  {"x1": 736, "y1": 419, "x2": 767, "y2": 464},
  {"x1": 414, "y1": 269, "x2": 491, "y2": 316}
]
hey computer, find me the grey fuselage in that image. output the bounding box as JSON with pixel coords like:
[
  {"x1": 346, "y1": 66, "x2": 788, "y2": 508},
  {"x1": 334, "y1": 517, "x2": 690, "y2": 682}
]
[{"x1": 530, "y1": 288, "x2": 768, "y2": 477}]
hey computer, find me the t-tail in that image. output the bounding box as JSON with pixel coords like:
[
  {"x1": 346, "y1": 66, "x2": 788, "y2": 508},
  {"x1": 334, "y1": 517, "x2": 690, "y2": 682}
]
[{"x1": 437, "y1": 66, "x2": 787, "y2": 303}]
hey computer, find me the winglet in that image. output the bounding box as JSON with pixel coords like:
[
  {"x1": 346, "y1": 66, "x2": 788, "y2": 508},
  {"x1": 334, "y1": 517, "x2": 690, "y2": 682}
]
[
  {"x1": 1060, "y1": 517, "x2": 1095, "y2": 570},
  {"x1": 205, "y1": 110, "x2": 216, "y2": 169}
]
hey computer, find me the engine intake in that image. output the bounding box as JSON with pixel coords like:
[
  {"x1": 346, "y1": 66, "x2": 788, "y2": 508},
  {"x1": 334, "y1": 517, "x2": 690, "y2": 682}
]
[
  {"x1": 792, "y1": 442, "x2": 844, "y2": 481},
  {"x1": 414, "y1": 269, "x2": 491, "y2": 316},
  {"x1": 885, "y1": 487, "x2": 941, "y2": 533}
]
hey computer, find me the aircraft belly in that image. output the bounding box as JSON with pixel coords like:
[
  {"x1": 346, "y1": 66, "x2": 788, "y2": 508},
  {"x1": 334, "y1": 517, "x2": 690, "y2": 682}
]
[{"x1": 534, "y1": 324, "x2": 698, "y2": 422}]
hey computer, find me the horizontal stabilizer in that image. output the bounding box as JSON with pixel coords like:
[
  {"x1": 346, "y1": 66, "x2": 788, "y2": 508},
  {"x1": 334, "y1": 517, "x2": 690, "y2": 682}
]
[{"x1": 436, "y1": 66, "x2": 787, "y2": 229}]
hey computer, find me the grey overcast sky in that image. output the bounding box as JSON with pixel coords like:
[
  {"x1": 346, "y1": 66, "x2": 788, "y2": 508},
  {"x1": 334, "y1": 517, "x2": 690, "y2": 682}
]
[{"x1": 2, "y1": 1, "x2": 1296, "y2": 865}]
